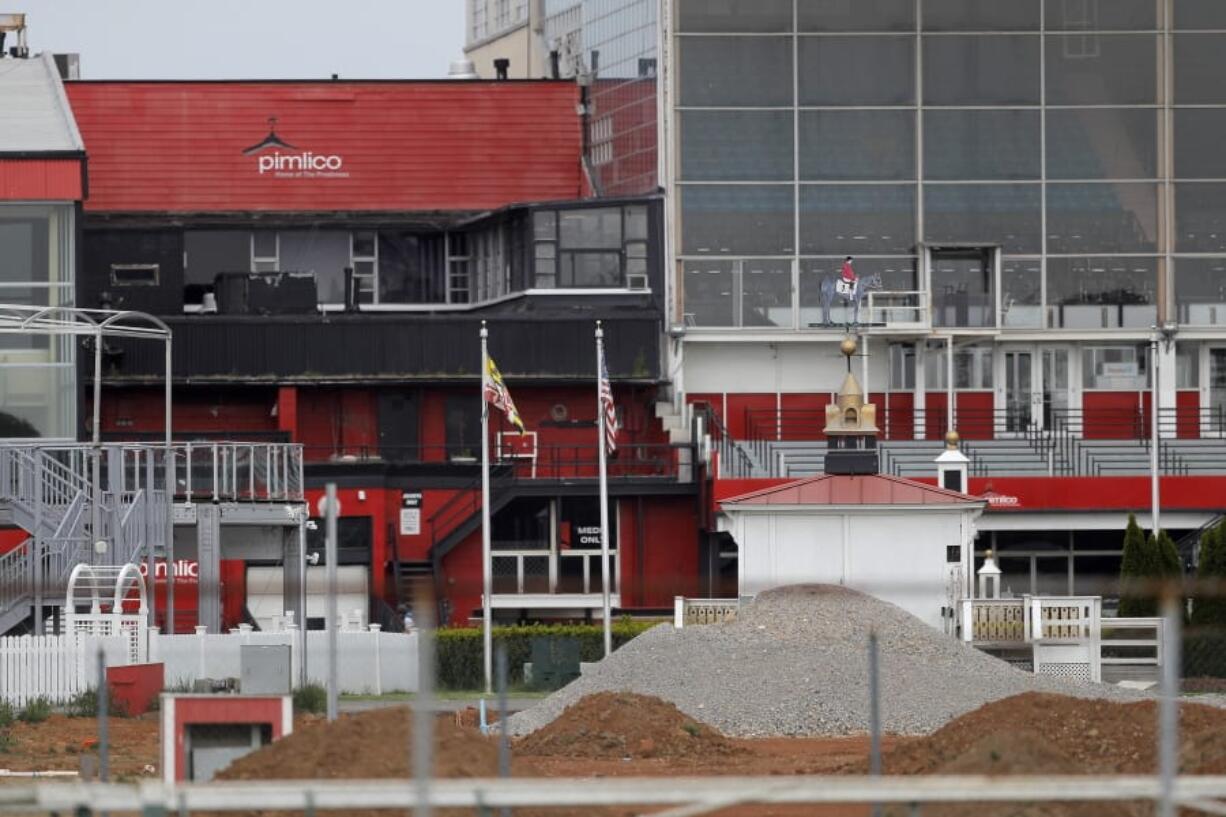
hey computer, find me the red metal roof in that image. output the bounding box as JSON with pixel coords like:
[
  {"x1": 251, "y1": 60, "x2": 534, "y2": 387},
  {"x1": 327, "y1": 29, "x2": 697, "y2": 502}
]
[
  {"x1": 64, "y1": 81, "x2": 583, "y2": 213},
  {"x1": 721, "y1": 474, "x2": 983, "y2": 507},
  {"x1": 0, "y1": 158, "x2": 83, "y2": 200}
]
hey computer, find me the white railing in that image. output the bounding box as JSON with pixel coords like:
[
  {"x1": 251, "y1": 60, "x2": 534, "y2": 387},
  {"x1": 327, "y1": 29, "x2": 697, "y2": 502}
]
[
  {"x1": 1100, "y1": 616, "x2": 1164, "y2": 684},
  {"x1": 177, "y1": 442, "x2": 304, "y2": 502},
  {"x1": 961, "y1": 595, "x2": 1102, "y2": 682},
  {"x1": 674, "y1": 597, "x2": 740, "y2": 628},
  {"x1": 0, "y1": 633, "x2": 130, "y2": 707},
  {"x1": 490, "y1": 548, "x2": 617, "y2": 596},
  {"x1": 866, "y1": 289, "x2": 930, "y2": 329}
]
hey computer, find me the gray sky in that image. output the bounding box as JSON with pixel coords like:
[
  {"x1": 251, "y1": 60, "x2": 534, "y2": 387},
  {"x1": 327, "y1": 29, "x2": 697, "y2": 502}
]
[{"x1": 15, "y1": 1, "x2": 465, "y2": 79}]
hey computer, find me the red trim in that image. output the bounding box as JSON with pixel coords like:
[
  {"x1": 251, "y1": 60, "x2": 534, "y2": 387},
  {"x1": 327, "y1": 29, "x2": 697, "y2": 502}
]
[
  {"x1": 0, "y1": 158, "x2": 83, "y2": 200},
  {"x1": 170, "y1": 696, "x2": 288, "y2": 782}
]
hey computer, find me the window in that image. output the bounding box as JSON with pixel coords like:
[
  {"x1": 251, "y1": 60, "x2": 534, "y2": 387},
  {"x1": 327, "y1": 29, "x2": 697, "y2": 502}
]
[
  {"x1": 797, "y1": 36, "x2": 915, "y2": 106},
  {"x1": 1175, "y1": 258, "x2": 1226, "y2": 326},
  {"x1": 926, "y1": 345, "x2": 994, "y2": 389},
  {"x1": 799, "y1": 110, "x2": 915, "y2": 181},
  {"x1": 351, "y1": 231, "x2": 378, "y2": 304},
  {"x1": 678, "y1": 37, "x2": 793, "y2": 107},
  {"x1": 798, "y1": 0, "x2": 914, "y2": 31},
  {"x1": 448, "y1": 232, "x2": 471, "y2": 304},
  {"x1": 532, "y1": 205, "x2": 650, "y2": 289},
  {"x1": 278, "y1": 231, "x2": 350, "y2": 305},
  {"x1": 1176, "y1": 183, "x2": 1226, "y2": 253},
  {"x1": 680, "y1": 110, "x2": 793, "y2": 182},
  {"x1": 1048, "y1": 109, "x2": 1158, "y2": 181},
  {"x1": 110, "y1": 264, "x2": 159, "y2": 287},
  {"x1": 1001, "y1": 259, "x2": 1042, "y2": 328},
  {"x1": 1046, "y1": 34, "x2": 1158, "y2": 106},
  {"x1": 924, "y1": 110, "x2": 1041, "y2": 181},
  {"x1": 1174, "y1": 34, "x2": 1226, "y2": 105},
  {"x1": 799, "y1": 185, "x2": 916, "y2": 255},
  {"x1": 681, "y1": 185, "x2": 795, "y2": 255},
  {"x1": 251, "y1": 232, "x2": 278, "y2": 272},
  {"x1": 924, "y1": 184, "x2": 1041, "y2": 255},
  {"x1": 1047, "y1": 257, "x2": 1157, "y2": 329},
  {"x1": 677, "y1": 0, "x2": 792, "y2": 32},
  {"x1": 1046, "y1": 183, "x2": 1159, "y2": 254},
  {"x1": 889, "y1": 343, "x2": 916, "y2": 390},
  {"x1": 1082, "y1": 345, "x2": 1149, "y2": 390},
  {"x1": 922, "y1": 0, "x2": 1040, "y2": 30},
  {"x1": 922, "y1": 35, "x2": 1040, "y2": 106},
  {"x1": 683, "y1": 260, "x2": 736, "y2": 327},
  {"x1": 1177, "y1": 344, "x2": 1200, "y2": 389}
]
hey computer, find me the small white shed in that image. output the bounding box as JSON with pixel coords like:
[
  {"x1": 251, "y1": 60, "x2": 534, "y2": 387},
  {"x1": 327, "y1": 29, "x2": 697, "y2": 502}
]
[{"x1": 720, "y1": 475, "x2": 985, "y2": 631}]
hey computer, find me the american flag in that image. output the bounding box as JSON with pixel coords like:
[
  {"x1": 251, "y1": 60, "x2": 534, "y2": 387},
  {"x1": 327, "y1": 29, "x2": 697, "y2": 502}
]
[
  {"x1": 484, "y1": 356, "x2": 524, "y2": 432},
  {"x1": 599, "y1": 355, "x2": 618, "y2": 455}
]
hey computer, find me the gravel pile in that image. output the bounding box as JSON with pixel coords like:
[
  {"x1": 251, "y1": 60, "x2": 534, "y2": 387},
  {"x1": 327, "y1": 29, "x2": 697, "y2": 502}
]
[{"x1": 508, "y1": 584, "x2": 1141, "y2": 738}]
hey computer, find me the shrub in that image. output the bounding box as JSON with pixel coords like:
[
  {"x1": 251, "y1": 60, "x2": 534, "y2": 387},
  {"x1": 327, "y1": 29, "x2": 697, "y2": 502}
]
[
  {"x1": 292, "y1": 683, "x2": 328, "y2": 714},
  {"x1": 1193, "y1": 522, "x2": 1226, "y2": 630},
  {"x1": 0, "y1": 701, "x2": 13, "y2": 729},
  {"x1": 66, "y1": 687, "x2": 128, "y2": 719},
  {"x1": 18, "y1": 698, "x2": 52, "y2": 724},
  {"x1": 1118, "y1": 514, "x2": 1154, "y2": 617},
  {"x1": 434, "y1": 620, "x2": 658, "y2": 691}
]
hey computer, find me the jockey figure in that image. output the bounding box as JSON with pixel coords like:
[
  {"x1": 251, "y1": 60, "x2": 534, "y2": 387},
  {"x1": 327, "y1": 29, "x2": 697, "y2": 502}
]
[
  {"x1": 836, "y1": 256, "x2": 857, "y2": 296},
  {"x1": 841, "y1": 256, "x2": 856, "y2": 285}
]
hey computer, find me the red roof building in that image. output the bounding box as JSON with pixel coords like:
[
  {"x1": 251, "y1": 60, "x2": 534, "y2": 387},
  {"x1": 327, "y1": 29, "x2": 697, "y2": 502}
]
[
  {"x1": 64, "y1": 80, "x2": 583, "y2": 214},
  {"x1": 721, "y1": 473, "x2": 983, "y2": 508}
]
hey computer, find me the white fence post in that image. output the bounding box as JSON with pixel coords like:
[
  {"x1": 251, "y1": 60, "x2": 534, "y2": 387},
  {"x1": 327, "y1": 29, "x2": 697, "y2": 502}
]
[{"x1": 674, "y1": 596, "x2": 684, "y2": 629}]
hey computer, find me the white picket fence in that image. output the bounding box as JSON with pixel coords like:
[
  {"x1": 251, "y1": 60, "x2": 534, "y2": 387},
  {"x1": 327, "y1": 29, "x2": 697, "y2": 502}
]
[{"x1": 0, "y1": 634, "x2": 131, "y2": 707}]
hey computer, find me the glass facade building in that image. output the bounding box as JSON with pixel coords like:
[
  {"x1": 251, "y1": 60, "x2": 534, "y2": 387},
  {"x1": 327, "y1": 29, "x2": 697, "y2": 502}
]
[
  {"x1": 546, "y1": 0, "x2": 660, "y2": 194},
  {"x1": 0, "y1": 204, "x2": 76, "y2": 438},
  {"x1": 672, "y1": 0, "x2": 1226, "y2": 334}
]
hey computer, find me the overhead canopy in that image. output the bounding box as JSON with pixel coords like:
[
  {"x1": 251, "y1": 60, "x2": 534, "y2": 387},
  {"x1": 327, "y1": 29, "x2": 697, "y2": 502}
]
[{"x1": 0, "y1": 304, "x2": 169, "y2": 340}]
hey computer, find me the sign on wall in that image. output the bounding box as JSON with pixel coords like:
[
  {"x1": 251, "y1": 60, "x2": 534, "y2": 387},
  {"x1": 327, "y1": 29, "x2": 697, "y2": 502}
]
[{"x1": 400, "y1": 491, "x2": 422, "y2": 536}]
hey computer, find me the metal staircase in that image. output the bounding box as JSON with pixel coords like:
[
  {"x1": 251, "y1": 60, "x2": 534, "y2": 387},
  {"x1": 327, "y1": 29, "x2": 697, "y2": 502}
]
[{"x1": 0, "y1": 445, "x2": 166, "y2": 635}]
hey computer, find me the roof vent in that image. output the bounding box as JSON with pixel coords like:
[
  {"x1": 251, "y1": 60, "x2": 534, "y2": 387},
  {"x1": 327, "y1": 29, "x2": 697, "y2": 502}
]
[{"x1": 447, "y1": 56, "x2": 479, "y2": 80}]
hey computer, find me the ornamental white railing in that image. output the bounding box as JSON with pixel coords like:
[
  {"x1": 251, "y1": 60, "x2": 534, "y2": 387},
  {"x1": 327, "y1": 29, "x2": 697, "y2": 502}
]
[
  {"x1": 673, "y1": 597, "x2": 740, "y2": 628},
  {"x1": 961, "y1": 595, "x2": 1103, "y2": 682}
]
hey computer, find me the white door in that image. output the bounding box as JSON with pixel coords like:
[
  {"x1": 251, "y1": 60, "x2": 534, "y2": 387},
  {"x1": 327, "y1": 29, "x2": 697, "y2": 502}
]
[
  {"x1": 1040, "y1": 347, "x2": 1072, "y2": 433},
  {"x1": 998, "y1": 348, "x2": 1035, "y2": 435},
  {"x1": 1210, "y1": 348, "x2": 1226, "y2": 437}
]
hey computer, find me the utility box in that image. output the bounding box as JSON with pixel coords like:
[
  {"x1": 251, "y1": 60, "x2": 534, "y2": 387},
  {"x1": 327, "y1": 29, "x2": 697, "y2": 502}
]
[
  {"x1": 161, "y1": 694, "x2": 292, "y2": 783},
  {"x1": 240, "y1": 644, "x2": 292, "y2": 695}
]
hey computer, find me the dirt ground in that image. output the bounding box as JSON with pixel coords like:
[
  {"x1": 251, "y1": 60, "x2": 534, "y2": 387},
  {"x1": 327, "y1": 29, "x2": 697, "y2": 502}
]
[{"x1": 7, "y1": 692, "x2": 1226, "y2": 817}]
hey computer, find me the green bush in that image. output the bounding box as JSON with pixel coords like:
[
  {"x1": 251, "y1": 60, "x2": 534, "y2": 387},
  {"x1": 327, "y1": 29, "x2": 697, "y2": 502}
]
[
  {"x1": 0, "y1": 700, "x2": 13, "y2": 729},
  {"x1": 1118, "y1": 514, "x2": 1153, "y2": 617},
  {"x1": 18, "y1": 698, "x2": 52, "y2": 724},
  {"x1": 66, "y1": 687, "x2": 128, "y2": 719},
  {"x1": 292, "y1": 683, "x2": 328, "y2": 714},
  {"x1": 434, "y1": 620, "x2": 658, "y2": 691},
  {"x1": 1193, "y1": 521, "x2": 1226, "y2": 629}
]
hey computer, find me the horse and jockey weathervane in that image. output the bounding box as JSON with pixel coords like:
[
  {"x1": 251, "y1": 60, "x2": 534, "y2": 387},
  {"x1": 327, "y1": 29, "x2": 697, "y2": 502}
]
[{"x1": 820, "y1": 256, "x2": 883, "y2": 329}]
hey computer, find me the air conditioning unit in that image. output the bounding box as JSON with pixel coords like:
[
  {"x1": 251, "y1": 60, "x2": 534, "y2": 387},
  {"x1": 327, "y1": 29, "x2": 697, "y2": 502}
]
[{"x1": 627, "y1": 273, "x2": 648, "y2": 291}]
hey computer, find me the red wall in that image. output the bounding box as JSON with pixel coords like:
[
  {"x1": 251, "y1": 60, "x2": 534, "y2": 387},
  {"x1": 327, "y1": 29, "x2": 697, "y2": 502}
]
[
  {"x1": 1082, "y1": 392, "x2": 1146, "y2": 439},
  {"x1": 98, "y1": 388, "x2": 278, "y2": 436},
  {"x1": 67, "y1": 81, "x2": 582, "y2": 213},
  {"x1": 617, "y1": 496, "x2": 700, "y2": 608},
  {"x1": 0, "y1": 527, "x2": 26, "y2": 556},
  {"x1": 0, "y1": 158, "x2": 83, "y2": 200},
  {"x1": 1178, "y1": 390, "x2": 1200, "y2": 439}
]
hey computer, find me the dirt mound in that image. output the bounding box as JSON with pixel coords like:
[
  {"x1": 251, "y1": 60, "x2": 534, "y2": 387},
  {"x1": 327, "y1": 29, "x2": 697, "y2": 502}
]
[
  {"x1": 216, "y1": 707, "x2": 609, "y2": 817},
  {"x1": 515, "y1": 692, "x2": 742, "y2": 760},
  {"x1": 876, "y1": 692, "x2": 1226, "y2": 776}
]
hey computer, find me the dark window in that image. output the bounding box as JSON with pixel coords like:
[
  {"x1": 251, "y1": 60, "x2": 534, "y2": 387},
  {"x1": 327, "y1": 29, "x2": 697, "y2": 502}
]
[
  {"x1": 930, "y1": 248, "x2": 995, "y2": 328},
  {"x1": 1046, "y1": 183, "x2": 1158, "y2": 254},
  {"x1": 676, "y1": 0, "x2": 792, "y2": 32},
  {"x1": 798, "y1": 36, "x2": 915, "y2": 106},
  {"x1": 923, "y1": 184, "x2": 1041, "y2": 254},
  {"x1": 683, "y1": 260, "x2": 736, "y2": 327},
  {"x1": 799, "y1": 185, "x2": 916, "y2": 254},
  {"x1": 680, "y1": 110, "x2": 793, "y2": 181},
  {"x1": 798, "y1": 0, "x2": 914, "y2": 31},
  {"x1": 799, "y1": 110, "x2": 915, "y2": 181},
  {"x1": 1047, "y1": 0, "x2": 1156, "y2": 30},
  {"x1": 740, "y1": 259, "x2": 793, "y2": 328},
  {"x1": 922, "y1": 0, "x2": 1040, "y2": 30},
  {"x1": 680, "y1": 185, "x2": 795, "y2": 255},
  {"x1": 1047, "y1": 109, "x2": 1158, "y2": 180},
  {"x1": 1045, "y1": 34, "x2": 1158, "y2": 106},
  {"x1": 1175, "y1": 34, "x2": 1226, "y2": 105},
  {"x1": 444, "y1": 394, "x2": 481, "y2": 459},
  {"x1": 1048, "y1": 258, "x2": 1158, "y2": 330},
  {"x1": 184, "y1": 230, "x2": 249, "y2": 299},
  {"x1": 923, "y1": 35, "x2": 1040, "y2": 105},
  {"x1": 1175, "y1": 109, "x2": 1226, "y2": 179},
  {"x1": 1175, "y1": 258, "x2": 1226, "y2": 326},
  {"x1": 1175, "y1": 1, "x2": 1226, "y2": 30},
  {"x1": 305, "y1": 516, "x2": 373, "y2": 565},
  {"x1": 492, "y1": 497, "x2": 550, "y2": 551},
  {"x1": 109, "y1": 264, "x2": 159, "y2": 287},
  {"x1": 1176, "y1": 183, "x2": 1226, "y2": 252},
  {"x1": 678, "y1": 36, "x2": 793, "y2": 107},
  {"x1": 923, "y1": 110, "x2": 1041, "y2": 180}
]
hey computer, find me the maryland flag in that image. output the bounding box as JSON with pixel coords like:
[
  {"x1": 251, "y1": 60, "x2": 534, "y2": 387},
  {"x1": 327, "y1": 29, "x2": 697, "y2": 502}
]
[{"x1": 483, "y1": 357, "x2": 524, "y2": 432}]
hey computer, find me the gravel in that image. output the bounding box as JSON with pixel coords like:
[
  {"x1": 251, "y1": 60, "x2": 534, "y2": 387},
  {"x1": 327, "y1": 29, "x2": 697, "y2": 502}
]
[{"x1": 507, "y1": 584, "x2": 1145, "y2": 738}]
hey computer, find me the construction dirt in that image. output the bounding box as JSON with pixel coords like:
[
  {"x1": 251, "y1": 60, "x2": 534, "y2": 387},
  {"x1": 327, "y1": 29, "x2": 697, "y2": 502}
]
[
  {"x1": 0, "y1": 713, "x2": 159, "y2": 779},
  {"x1": 515, "y1": 691, "x2": 744, "y2": 760},
  {"x1": 11, "y1": 692, "x2": 1226, "y2": 816}
]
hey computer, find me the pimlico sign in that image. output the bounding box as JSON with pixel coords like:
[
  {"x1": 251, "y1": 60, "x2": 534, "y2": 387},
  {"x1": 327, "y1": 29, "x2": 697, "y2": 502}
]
[{"x1": 242, "y1": 116, "x2": 349, "y2": 179}]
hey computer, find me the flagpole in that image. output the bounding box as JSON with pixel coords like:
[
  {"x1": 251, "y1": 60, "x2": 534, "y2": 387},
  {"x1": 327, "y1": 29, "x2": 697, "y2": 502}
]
[
  {"x1": 480, "y1": 320, "x2": 493, "y2": 694},
  {"x1": 596, "y1": 321, "x2": 612, "y2": 657}
]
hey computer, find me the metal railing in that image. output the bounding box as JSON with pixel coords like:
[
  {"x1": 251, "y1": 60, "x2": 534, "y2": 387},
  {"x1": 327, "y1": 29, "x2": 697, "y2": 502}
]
[
  {"x1": 175, "y1": 442, "x2": 303, "y2": 502},
  {"x1": 691, "y1": 401, "x2": 757, "y2": 478}
]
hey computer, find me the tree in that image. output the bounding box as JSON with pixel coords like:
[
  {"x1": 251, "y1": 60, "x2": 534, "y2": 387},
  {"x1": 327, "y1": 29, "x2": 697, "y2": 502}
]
[
  {"x1": 1193, "y1": 522, "x2": 1226, "y2": 629},
  {"x1": 1118, "y1": 514, "x2": 1153, "y2": 617}
]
